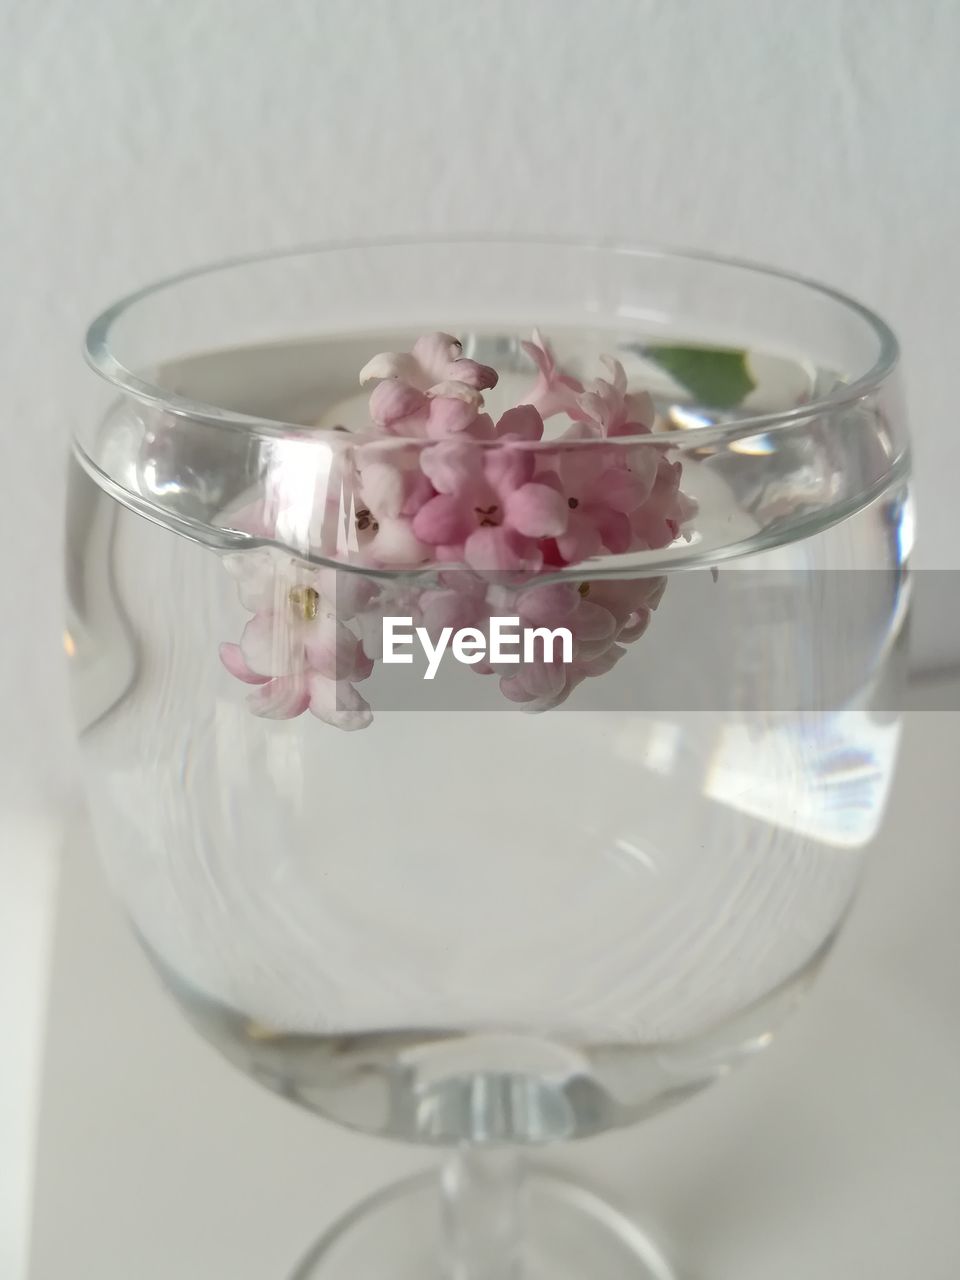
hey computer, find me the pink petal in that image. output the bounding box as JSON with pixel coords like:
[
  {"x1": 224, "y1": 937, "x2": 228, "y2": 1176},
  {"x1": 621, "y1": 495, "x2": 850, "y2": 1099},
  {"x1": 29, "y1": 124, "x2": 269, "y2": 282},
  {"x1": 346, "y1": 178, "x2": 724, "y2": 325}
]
[
  {"x1": 505, "y1": 482, "x2": 569, "y2": 538},
  {"x1": 557, "y1": 445, "x2": 608, "y2": 492},
  {"x1": 518, "y1": 331, "x2": 584, "y2": 420},
  {"x1": 485, "y1": 445, "x2": 535, "y2": 496},
  {"x1": 578, "y1": 643, "x2": 627, "y2": 677},
  {"x1": 412, "y1": 333, "x2": 463, "y2": 382},
  {"x1": 247, "y1": 675, "x2": 311, "y2": 719},
  {"x1": 219, "y1": 641, "x2": 270, "y2": 685},
  {"x1": 516, "y1": 581, "x2": 580, "y2": 624},
  {"x1": 449, "y1": 357, "x2": 499, "y2": 390},
  {"x1": 599, "y1": 355, "x2": 628, "y2": 396},
  {"x1": 461, "y1": 412, "x2": 497, "y2": 440},
  {"x1": 303, "y1": 616, "x2": 364, "y2": 682},
  {"x1": 420, "y1": 588, "x2": 483, "y2": 637},
  {"x1": 401, "y1": 469, "x2": 436, "y2": 515},
  {"x1": 592, "y1": 466, "x2": 655, "y2": 513},
  {"x1": 555, "y1": 512, "x2": 603, "y2": 565},
  {"x1": 575, "y1": 635, "x2": 619, "y2": 663},
  {"x1": 519, "y1": 333, "x2": 551, "y2": 377},
  {"x1": 570, "y1": 599, "x2": 617, "y2": 644},
  {"x1": 499, "y1": 673, "x2": 537, "y2": 704},
  {"x1": 517, "y1": 660, "x2": 567, "y2": 700},
  {"x1": 618, "y1": 609, "x2": 652, "y2": 643},
  {"x1": 425, "y1": 395, "x2": 481, "y2": 438},
  {"x1": 619, "y1": 389, "x2": 656, "y2": 433},
  {"x1": 465, "y1": 527, "x2": 543, "y2": 574},
  {"x1": 369, "y1": 380, "x2": 428, "y2": 429},
  {"x1": 307, "y1": 674, "x2": 373, "y2": 731},
  {"x1": 495, "y1": 405, "x2": 544, "y2": 441},
  {"x1": 435, "y1": 543, "x2": 468, "y2": 563},
  {"x1": 317, "y1": 568, "x2": 379, "y2": 620},
  {"x1": 586, "y1": 576, "x2": 667, "y2": 619},
  {"x1": 355, "y1": 608, "x2": 385, "y2": 660},
  {"x1": 530, "y1": 468, "x2": 564, "y2": 493},
  {"x1": 421, "y1": 440, "x2": 480, "y2": 495},
  {"x1": 413, "y1": 493, "x2": 474, "y2": 546},
  {"x1": 576, "y1": 390, "x2": 608, "y2": 426},
  {"x1": 592, "y1": 506, "x2": 633, "y2": 554},
  {"x1": 239, "y1": 612, "x2": 298, "y2": 678}
]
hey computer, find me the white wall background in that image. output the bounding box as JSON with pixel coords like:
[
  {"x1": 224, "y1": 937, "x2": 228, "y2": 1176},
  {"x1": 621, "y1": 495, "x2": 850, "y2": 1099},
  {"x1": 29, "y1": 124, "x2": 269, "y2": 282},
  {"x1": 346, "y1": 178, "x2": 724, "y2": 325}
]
[{"x1": 1, "y1": 0, "x2": 957, "y2": 816}]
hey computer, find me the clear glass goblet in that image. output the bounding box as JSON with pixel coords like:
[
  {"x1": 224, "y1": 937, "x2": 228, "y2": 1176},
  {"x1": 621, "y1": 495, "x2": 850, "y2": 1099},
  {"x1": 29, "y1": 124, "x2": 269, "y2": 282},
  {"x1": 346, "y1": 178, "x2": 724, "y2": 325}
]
[{"x1": 67, "y1": 240, "x2": 911, "y2": 1279}]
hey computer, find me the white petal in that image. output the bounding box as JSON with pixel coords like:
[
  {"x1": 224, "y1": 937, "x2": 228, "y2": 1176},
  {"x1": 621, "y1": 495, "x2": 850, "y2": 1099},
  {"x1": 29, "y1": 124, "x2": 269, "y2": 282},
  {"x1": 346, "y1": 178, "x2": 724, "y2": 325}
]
[
  {"x1": 426, "y1": 380, "x2": 484, "y2": 406},
  {"x1": 368, "y1": 517, "x2": 431, "y2": 566},
  {"x1": 247, "y1": 675, "x2": 310, "y2": 719},
  {"x1": 358, "y1": 351, "x2": 420, "y2": 386},
  {"x1": 222, "y1": 549, "x2": 284, "y2": 613},
  {"x1": 308, "y1": 674, "x2": 373, "y2": 731},
  {"x1": 359, "y1": 461, "x2": 406, "y2": 519},
  {"x1": 239, "y1": 612, "x2": 301, "y2": 678}
]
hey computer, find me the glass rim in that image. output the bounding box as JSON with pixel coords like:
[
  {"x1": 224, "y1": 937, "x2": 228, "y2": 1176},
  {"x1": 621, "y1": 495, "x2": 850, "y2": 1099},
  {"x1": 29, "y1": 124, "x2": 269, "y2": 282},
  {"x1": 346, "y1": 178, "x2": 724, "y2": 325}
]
[{"x1": 83, "y1": 235, "x2": 900, "y2": 445}]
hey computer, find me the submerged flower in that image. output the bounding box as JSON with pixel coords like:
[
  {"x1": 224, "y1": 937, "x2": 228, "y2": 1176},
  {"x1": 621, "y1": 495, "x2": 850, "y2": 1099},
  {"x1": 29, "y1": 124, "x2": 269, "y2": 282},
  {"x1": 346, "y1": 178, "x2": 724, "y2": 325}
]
[
  {"x1": 219, "y1": 556, "x2": 373, "y2": 728},
  {"x1": 220, "y1": 329, "x2": 697, "y2": 729}
]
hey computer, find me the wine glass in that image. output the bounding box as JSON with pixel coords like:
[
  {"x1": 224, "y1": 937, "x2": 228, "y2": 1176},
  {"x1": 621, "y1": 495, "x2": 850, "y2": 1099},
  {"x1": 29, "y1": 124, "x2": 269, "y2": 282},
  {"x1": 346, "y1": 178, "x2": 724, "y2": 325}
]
[{"x1": 67, "y1": 240, "x2": 910, "y2": 1279}]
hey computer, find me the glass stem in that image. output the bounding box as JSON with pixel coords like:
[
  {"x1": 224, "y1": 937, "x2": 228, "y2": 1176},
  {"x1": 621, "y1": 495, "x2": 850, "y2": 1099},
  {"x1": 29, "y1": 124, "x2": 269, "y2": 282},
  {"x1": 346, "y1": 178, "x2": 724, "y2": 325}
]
[{"x1": 440, "y1": 1146, "x2": 525, "y2": 1280}]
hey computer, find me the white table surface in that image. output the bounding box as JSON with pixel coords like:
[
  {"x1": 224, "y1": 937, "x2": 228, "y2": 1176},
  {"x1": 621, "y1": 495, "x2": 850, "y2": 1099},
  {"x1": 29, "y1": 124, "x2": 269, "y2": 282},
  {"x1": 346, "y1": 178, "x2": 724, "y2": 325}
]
[{"x1": 23, "y1": 681, "x2": 960, "y2": 1279}]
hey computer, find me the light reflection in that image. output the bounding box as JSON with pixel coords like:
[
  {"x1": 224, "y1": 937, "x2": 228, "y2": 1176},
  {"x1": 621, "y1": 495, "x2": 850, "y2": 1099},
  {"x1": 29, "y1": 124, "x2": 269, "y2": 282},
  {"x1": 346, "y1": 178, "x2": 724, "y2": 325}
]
[
  {"x1": 895, "y1": 491, "x2": 916, "y2": 562},
  {"x1": 703, "y1": 713, "x2": 901, "y2": 849},
  {"x1": 667, "y1": 405, "x2": 715, "y2": 432},
  {"x1": 615, "y1": 718, "x2": 682, "y2": 776},
  {"x1": 729, "y1": 433, "x2": 776, "y2": 456},
  {"x1": 266, "y1": 436, "x2": 334, "y2": 551},
  {"x1": 613, "y1": 838, "x2": 660, "y2": 875}
]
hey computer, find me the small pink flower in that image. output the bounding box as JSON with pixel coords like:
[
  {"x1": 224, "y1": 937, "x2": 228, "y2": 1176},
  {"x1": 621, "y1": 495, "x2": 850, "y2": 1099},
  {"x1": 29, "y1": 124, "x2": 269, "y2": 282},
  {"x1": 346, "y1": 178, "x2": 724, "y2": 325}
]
[
  {"x1": 220, "y1": 329, "x2": 697, "y2": 730},
  {"x1": 629, "y1": 458, "x2": 697, "y2": 549},
  {"x1": 218, "y1": 642, "x2": 372, "y2": 728},
  {"x1": 359, "y1": 332, "x2": 498, "y2": 394},
  {"x1": 361, "y1": 333, "x2": 498, "y2": 440},
  {"x1": 519, "y1": 329, "x2": 584, "y2": 420},
  {"x1": 583, "y1": 576, "x2": 666, "y2": 641},
  {"x1": 536, "y1": 443, "x2": 660, "y2": 563},
  {"x1": 576, "y1": 356, "x2": 656, "y2": 437},
  {"x1": 238, "y1": 602, "x2": 371, "y2": 685},
  {"x1": 413, "y1": 415, "x2": 565, "y2": 573},
  {"x1": 352, "y1": 458, "x2": 432, "y2": 566},
  {"x1": 218, "y1": 555, "x2": 373, "y2": 725},
  {"x1": 368, "y1": 380, "x2": 487, "y2": 439}
]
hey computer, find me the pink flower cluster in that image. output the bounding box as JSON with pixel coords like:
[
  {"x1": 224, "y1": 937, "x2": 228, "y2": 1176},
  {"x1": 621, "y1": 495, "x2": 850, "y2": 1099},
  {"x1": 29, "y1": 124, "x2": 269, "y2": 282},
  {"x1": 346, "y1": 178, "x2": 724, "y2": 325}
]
[{"x1": 219, "y1": 331, "x2": 695, "y2": 728}]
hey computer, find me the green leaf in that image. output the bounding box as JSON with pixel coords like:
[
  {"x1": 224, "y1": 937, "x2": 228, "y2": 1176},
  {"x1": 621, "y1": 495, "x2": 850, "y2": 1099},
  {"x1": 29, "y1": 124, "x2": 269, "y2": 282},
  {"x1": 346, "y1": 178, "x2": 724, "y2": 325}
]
[{"x1": 644, "y1": 344, "x2": 755, "y2": 409}]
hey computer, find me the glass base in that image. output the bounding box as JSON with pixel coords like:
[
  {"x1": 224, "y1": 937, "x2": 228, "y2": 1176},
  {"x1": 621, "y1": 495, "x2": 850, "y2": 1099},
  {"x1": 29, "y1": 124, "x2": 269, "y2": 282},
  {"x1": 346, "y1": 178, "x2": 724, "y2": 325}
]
[{"x1": 288, "y1": 1167, "x2": 676, "y2": 1280}]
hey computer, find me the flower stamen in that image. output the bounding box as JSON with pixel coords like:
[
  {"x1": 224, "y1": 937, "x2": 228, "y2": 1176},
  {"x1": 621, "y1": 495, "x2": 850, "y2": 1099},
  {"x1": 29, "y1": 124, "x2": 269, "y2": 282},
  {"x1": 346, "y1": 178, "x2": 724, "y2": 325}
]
[{"x1": 289, "y1": 585, "x2": 321, "y2": 620}]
